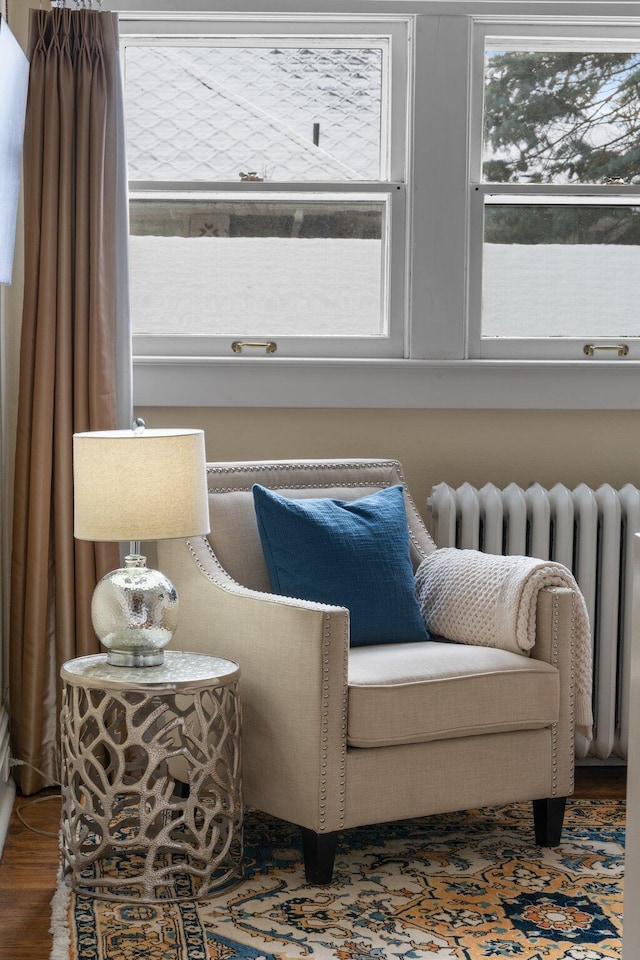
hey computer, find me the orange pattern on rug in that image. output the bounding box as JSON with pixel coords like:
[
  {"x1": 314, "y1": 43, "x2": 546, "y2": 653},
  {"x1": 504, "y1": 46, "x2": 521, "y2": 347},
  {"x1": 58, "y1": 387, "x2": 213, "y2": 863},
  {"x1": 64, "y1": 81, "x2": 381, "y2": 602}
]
[{"x1": 52, "y1": 799, "x2": 624, "y2": 960}]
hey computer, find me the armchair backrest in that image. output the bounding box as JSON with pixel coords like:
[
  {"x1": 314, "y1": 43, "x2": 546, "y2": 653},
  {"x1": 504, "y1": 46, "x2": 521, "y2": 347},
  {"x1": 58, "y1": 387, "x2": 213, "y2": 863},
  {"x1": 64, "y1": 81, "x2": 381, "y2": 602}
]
[{"x1": 202, "y1": 458, "x2": 436, "y2": 592}]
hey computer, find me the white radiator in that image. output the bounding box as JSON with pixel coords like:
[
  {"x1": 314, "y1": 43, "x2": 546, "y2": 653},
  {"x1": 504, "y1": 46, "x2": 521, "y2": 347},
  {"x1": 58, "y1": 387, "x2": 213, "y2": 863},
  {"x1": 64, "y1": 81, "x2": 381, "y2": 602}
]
[{"x1": 428, "y1": 482, "x2": 639, "y2": 763}]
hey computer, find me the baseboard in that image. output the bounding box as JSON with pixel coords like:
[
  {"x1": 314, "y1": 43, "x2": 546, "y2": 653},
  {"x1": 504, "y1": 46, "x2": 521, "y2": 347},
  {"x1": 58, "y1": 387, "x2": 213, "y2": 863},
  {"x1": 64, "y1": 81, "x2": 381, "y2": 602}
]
[{"x1": 0, "y1": 776, "x2": 16, "y2": 859}]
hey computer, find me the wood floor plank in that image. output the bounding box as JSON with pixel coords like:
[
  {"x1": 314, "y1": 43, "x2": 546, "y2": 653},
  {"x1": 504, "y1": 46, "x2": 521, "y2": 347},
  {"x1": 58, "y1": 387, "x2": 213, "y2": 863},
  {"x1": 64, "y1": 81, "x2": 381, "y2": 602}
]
[
  {"x1": 0, "y1": 790, "x2": 61, "y2": 960},
  {"x1": 574, "y1": 764, "x2": 627, "y2": 798},
  {"x1": 0, "y1": 769, "x2": 626, "y2": 959}
]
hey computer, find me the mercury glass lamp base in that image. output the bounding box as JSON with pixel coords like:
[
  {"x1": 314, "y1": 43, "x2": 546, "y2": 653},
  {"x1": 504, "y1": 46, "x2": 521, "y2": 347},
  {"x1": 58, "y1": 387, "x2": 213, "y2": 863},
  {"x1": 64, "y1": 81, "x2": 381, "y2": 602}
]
[{"x1": 91, "y1": 555, "x2": 179, "y2": 668}]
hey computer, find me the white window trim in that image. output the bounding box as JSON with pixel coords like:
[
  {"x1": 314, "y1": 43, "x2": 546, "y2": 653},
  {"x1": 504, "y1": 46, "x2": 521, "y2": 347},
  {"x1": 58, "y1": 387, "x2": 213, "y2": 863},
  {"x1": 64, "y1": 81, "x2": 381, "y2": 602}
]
[
  {"x1": 108, "y1": 0, "x2": 640, "y2": 409},
  {"x1": 133, "y1": 354, "x2": 640, "y2": 408}
]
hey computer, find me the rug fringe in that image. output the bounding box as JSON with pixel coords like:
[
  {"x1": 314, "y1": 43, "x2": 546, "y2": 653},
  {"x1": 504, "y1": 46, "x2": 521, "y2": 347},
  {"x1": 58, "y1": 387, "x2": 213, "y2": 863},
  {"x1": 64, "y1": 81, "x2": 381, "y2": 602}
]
[{"x1": 49, "y1": 867, "x2": 71, "y2": 960}]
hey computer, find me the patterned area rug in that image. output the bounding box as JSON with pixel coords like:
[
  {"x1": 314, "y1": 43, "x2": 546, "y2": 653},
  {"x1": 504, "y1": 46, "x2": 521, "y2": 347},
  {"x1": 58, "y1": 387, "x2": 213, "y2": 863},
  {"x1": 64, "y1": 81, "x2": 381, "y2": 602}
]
[{"x1": 50, "y1": 799, "x2": 624, "y2": 960}]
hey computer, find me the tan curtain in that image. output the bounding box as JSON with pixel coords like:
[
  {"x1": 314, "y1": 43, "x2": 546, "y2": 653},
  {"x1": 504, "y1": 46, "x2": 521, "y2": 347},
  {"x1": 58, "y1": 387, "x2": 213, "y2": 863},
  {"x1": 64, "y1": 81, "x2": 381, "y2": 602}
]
[{"x1": 10, "y1": 8, "x2": 131, "y2": 795}]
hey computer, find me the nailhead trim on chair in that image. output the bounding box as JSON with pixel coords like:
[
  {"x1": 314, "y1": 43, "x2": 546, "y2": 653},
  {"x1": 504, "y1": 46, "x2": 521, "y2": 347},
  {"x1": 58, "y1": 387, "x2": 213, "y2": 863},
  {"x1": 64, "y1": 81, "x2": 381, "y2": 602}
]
[
  {"x1": 187, "y1": 537, "x2": 252, "y2": 591},
  {"x1": 210, "y1": 480, "x2": 388, "y2": 494},
  {"x1": 548, "y1": 589, "x2": 575, "y2": 798},
  {"x1": 551, "y1": 593, "x2": 559, "y2": 797},
  {"x1": 186, "y1": 535, "x2": 339, "y2": 610},
  {"x1": 206, "y1": 458, "x2": 401, "y2": 495},
  {"x1": 320, "y1": 614, "x2": 330, "y2": 830},
  {"x1": 207, "y1": 460, "x2": 400, "y2": 477},
  {"x1": 392, "y1": 461, "x2": 437, "y2": 557},
  {"x1": 207, "y1": 460, "x2": 404, "y2": 494},
  {"x1": 318, "y1": 613, "x2": 347, "y2": 832},
  {"x1": 204, "y1": 460, "x2": 437, "y2": 557},
  {"x1": 568, "y1": 591, "x2": 576, "y2": 794}
]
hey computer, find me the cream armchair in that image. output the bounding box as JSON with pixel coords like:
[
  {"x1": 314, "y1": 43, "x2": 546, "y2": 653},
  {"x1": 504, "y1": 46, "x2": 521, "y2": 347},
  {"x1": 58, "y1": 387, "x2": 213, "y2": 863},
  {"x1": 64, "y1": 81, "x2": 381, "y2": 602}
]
[{"x1": 159, "y1": 458, "x2": 577, "y2": 884}]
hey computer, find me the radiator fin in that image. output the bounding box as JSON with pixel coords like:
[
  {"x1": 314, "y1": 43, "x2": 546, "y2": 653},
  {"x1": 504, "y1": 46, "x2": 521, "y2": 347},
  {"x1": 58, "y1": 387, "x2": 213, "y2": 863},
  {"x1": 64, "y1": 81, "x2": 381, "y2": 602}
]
[{"x1": 428, "y1": 482, "x2": 639, "y2": 763}]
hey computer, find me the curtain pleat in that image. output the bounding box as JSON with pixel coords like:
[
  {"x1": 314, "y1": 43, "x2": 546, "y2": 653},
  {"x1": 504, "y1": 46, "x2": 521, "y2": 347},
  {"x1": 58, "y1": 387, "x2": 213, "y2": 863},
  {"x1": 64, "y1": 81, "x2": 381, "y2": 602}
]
[{"x1": 10, "y1": 9, "x2": 131, "y2": 795}]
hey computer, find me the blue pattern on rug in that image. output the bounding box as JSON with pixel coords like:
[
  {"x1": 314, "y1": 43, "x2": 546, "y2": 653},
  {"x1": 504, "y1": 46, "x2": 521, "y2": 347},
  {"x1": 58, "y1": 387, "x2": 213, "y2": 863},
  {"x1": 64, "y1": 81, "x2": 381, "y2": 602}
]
[{"x1": 57, "y1": 800, "x2": 624, "y2": 960}]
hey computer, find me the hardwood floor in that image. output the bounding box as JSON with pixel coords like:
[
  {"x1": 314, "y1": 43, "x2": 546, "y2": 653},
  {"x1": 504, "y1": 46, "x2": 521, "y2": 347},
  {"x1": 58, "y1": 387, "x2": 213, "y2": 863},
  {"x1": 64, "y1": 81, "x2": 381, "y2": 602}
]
[
  {"x1": 574, "y1": 763, "x2": 627, "y2": 799},
  {"x1": 0, "y1": 768, "x2": 626, "y2": 960},
  {"x1": 0, "y1": 789, "x2": 62, "y2": 960}
]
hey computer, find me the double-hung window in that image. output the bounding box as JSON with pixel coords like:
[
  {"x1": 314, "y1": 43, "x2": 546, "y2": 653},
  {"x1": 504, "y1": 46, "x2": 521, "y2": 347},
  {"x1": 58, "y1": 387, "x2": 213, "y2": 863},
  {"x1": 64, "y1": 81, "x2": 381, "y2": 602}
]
[
  {"x1": 118, "y1": 2, "x2": 640, "y2": 409},
  {"x1": 469, "y1": 21, "x2": 640, "y2": 360},
  {"x1": 121, "y1": 17, "x2": 409, "y2": 361}
]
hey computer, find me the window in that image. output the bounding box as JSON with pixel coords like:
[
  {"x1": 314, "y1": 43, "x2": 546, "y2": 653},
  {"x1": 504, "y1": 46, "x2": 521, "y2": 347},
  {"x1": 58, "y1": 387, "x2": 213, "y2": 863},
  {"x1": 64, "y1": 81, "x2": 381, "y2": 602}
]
[
  {"x1": 122, "y1": 20, "x2": 409, "y2": 359},
  {"x1": 469, "y1": 25, "x2": 640, "y2": 359},
  {"x1": 117, "y1": 2, "x2": 640, "y2": 410}
]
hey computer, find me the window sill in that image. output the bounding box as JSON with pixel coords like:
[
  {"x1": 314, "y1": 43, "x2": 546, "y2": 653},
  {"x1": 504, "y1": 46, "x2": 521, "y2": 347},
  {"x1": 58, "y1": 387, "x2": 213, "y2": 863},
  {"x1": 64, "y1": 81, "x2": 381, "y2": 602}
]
[{"x1": 133, "y1": 355, "x2": 640, "y2": 409}]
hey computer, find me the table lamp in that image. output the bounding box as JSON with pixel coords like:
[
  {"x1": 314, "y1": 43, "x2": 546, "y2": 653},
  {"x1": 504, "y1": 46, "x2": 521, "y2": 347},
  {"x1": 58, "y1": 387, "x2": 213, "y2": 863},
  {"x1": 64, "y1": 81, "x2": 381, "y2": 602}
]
[{"x1": 73, "y1": 421, "x2": 210, "y2": 667}]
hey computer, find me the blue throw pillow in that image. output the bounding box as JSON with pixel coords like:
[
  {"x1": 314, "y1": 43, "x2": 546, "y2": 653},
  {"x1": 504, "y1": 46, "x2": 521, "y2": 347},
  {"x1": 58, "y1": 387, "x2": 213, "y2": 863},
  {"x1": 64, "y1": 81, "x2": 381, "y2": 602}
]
[{"x1": 252, "y1": 483, "x2": 430, "y2": 647}]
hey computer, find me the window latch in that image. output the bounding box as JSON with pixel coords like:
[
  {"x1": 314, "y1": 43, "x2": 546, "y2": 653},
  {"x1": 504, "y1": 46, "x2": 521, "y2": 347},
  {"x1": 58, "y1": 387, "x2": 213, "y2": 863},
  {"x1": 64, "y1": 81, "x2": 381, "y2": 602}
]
[
  {"x1": 231, "y1": 341, "x2": 278, "y2": 355},
  {"x1": 583, "y1": 344, "x2": 629, "y2": 357}
]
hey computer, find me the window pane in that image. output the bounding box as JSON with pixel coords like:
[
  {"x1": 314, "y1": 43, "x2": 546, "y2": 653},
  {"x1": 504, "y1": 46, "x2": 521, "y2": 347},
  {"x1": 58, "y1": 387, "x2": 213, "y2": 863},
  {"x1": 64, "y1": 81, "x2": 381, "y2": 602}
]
[
  {"x1": 130, "y1": 195, "x2": 387, "y2": 337},
  {"x1": 125, "y1": 44, "x2": 384, "y2": 182},
  {"x1": 483, "y1": 46, "x2": 640, "y2": 184},
  {"x1": 482, "y1": 203, "x2": 640, "y2": 337}
]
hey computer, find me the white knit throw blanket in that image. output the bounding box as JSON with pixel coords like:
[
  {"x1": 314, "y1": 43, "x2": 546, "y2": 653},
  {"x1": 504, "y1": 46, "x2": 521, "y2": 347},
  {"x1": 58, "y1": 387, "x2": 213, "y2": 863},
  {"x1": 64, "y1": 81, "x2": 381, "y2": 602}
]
[{"x1": 415, "y1": 548, "x2": 593, "y2": 740}]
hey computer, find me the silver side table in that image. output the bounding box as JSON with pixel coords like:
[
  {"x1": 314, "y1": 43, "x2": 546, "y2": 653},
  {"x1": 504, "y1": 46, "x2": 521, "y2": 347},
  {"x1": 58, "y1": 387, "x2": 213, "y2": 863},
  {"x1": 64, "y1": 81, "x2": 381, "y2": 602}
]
[{"x1": 60, "y1": 651, "x2": 242, "y2": 902}]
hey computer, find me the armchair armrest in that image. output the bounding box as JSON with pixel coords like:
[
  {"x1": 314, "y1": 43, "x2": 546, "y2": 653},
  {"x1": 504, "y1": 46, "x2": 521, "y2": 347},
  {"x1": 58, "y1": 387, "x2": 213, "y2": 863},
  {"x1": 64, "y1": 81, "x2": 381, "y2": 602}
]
[
  {"x1": 415, "y1": 547, "x2": 592, "y2": 742},
  {"x1": 533, "y1": 586, "x2": 579, "y2": 796},
  {"x1": 159, "y1": 535, "x2": 350, "y2": 834}
]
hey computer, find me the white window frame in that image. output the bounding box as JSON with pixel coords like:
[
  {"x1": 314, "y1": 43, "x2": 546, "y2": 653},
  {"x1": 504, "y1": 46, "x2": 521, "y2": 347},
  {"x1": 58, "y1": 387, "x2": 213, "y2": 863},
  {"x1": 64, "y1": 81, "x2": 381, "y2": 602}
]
[
  {"x1": 106, "y1": 0, "x2": 640, "y2": 410},
  {"x1": 469, "y1": 21, "x2": 640, "y2": 360},
  {"x1": 121, "y1": 17, "x2": 410, "y2": 360}
]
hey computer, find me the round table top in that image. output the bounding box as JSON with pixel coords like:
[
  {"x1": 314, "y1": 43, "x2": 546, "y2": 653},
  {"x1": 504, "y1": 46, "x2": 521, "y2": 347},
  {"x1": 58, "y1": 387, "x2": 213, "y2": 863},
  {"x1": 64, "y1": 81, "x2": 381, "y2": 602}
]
[{"x1": 61, "y1": 650, "x2": 240, "y2": 692}]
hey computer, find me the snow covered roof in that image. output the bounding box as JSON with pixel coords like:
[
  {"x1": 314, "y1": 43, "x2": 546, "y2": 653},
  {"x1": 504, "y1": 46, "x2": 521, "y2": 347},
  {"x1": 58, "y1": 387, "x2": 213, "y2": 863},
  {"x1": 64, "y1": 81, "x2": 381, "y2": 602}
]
[{"x1": 124, "y1": 45, "x2": 382, "y2": 182}]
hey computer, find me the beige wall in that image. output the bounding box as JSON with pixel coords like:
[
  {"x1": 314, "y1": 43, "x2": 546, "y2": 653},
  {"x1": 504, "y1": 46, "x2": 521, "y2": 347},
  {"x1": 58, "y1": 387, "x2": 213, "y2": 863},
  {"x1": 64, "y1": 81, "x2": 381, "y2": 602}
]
[
  {"x1": 6, "y1": 0, "x2": 30, "y2": 46},
  {"x1": 136, "y1": 406, "x2": 640, "y2": 532}
]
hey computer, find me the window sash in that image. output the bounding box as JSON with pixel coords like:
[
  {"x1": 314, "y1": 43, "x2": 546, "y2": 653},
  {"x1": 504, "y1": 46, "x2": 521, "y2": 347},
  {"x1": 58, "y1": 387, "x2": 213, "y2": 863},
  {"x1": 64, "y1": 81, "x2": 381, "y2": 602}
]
[
  {"x1": 120, "y1": 18, "x2": 409, "y2": 183},
  {"x1": 130, "y1": 180, "x2": 407, "y2": 358},
  {"x1": 469, "y1": 21, "x2": 640, "y2": 359},
  {"x1": 121, "y1": 16, "x2": 409, "y2": 359},
  {"x1": 469, "y1": 20, "x2": 640, "y2": 188},
  {"x1": 468, "y1": 185, "x2": 640, "y2": 359}
]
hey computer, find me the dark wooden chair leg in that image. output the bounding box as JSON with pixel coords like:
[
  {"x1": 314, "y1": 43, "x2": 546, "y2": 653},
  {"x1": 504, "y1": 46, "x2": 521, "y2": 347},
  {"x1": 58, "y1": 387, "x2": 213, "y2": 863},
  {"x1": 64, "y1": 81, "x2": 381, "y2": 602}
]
[
  {"x1": 533, "y1": 797, "x2": 567, "y2": 846},
  {"x1": 301, "y1": 828, "x2": 339, "y2": 884}
]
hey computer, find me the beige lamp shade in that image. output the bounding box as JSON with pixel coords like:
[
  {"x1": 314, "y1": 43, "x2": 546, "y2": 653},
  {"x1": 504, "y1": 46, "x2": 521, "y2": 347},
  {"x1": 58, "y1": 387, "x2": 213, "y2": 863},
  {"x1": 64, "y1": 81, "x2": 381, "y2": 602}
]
[{"x1": 73, "y1": 428, "x2": 210, "y2": 542}]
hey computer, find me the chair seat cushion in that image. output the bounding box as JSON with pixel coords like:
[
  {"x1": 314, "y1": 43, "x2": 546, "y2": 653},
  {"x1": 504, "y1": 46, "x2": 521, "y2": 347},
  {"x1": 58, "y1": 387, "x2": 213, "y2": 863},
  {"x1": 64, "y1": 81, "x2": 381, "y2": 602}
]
[{"x1": 347, "y1": 641, "x2": 559, "y2": 748}]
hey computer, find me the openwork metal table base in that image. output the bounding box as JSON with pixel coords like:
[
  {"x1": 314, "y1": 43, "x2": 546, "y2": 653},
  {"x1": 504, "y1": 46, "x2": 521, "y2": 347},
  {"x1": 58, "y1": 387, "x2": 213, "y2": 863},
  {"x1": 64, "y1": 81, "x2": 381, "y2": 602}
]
[{"x1": 60, "y1": 652, "x2": 242, "y2": 902}]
